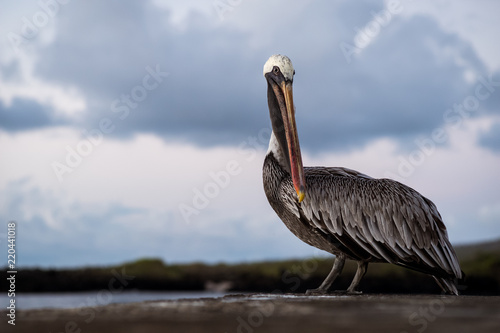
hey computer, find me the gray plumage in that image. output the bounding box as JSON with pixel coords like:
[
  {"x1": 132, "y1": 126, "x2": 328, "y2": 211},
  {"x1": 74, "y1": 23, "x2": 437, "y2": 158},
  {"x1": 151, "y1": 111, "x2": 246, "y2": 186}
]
[
  {"x1": 263, "y1": 153, "x2": 463, "y2": 294},
  {"x1": 262, "y1": 54, "x2": 463, "y2": 295}
]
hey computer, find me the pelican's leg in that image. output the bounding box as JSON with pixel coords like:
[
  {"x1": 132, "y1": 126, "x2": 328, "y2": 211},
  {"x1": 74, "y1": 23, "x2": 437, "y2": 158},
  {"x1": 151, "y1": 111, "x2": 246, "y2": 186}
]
[
  {"x1": 346, "y1": 261, "x2": 368, "y2": 294},
  {"x1": 306, "y1": 254, "x2": 346, "y2": 295}
]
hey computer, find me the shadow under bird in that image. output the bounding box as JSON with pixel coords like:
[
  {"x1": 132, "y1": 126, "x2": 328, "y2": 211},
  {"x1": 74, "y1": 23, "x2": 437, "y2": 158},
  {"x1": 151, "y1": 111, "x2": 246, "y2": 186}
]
[{"x1": 262, "y1": 54, "x2": 464, "y2": 295}]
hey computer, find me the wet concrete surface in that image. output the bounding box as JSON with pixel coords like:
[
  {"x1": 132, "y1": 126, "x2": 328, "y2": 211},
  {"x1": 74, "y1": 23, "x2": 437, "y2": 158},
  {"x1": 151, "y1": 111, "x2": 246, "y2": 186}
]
[{"x1": 2, "y1": 293, "x2": 500, "y2": 333}]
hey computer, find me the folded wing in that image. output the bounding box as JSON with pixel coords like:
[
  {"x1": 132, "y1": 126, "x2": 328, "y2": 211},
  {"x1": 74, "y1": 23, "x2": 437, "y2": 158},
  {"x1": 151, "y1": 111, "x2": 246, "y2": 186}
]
[{"x1": 282, "y1": 166, "x2": 462, "y2": 279}]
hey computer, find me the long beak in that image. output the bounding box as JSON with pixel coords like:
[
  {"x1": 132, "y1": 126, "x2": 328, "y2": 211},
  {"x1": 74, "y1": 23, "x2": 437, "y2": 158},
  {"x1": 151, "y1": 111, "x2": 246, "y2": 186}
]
[{"x1": 278, "y1": 81, "x2": 306, "y2": 202}]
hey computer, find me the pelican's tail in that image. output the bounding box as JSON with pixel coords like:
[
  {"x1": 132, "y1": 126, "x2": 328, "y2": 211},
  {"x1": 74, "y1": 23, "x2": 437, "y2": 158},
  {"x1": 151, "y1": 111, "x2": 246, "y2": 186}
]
[{"x1": 433, "y1": 275, "x2": 466, "y2": 295}]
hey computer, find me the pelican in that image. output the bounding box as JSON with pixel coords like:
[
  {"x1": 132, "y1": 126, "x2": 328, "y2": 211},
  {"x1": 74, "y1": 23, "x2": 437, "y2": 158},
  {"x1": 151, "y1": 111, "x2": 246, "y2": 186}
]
[{"x1": 262, "y1": 54, "x2": 463, "y2": 295}]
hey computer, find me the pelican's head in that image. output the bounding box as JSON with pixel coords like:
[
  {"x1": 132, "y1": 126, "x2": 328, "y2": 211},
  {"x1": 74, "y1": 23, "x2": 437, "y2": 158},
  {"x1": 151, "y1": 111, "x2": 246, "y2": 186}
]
[
  {"x1": 263, "y1": 55, "x2": 305, "y2": 203},
  {"x1": 263, "y1": 54, "x2": 295, "y2": 82}
]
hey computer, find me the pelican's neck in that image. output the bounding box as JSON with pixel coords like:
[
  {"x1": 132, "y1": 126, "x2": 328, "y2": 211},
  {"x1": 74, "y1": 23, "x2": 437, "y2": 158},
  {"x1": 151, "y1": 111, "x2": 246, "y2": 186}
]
[{"x1": 267, "y1": 131, "x2": 289, "y2": 173}]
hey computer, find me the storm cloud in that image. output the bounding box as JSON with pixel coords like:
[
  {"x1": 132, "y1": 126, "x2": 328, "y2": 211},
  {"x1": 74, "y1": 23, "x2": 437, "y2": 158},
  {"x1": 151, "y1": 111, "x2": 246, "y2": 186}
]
[
  {"x1": 1, "y1": 0, "x2": 499, "y2": 268},
  {"x1": 0, "y1": 0, "x2": 491, "y2": 152}
]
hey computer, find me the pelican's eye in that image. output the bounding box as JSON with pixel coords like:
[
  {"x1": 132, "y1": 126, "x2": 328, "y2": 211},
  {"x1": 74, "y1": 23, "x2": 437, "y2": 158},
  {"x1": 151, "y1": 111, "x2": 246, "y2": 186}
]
[{"x1": 273, "y1": 66, "x2": 280, "y2": 75}]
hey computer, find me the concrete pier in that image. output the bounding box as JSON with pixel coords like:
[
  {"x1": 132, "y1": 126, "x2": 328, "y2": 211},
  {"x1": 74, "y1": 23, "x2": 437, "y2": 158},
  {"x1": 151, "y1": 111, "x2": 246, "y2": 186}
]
[{"x1": 3, "y1": 294, "x2": 500, "y2": 333}]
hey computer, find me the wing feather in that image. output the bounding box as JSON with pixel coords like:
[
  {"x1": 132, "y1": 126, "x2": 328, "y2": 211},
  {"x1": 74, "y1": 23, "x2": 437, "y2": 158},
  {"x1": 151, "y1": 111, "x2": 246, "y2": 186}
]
[{"x1": 295, "y1": 167, "x2": 461, "y2": 279}]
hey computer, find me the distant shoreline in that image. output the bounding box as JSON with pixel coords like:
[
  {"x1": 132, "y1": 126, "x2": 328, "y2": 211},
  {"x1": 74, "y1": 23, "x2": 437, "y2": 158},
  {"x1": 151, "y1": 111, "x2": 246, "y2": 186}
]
[{"x1": 2, "y1": 238, "x2": 499, "y2": 295}]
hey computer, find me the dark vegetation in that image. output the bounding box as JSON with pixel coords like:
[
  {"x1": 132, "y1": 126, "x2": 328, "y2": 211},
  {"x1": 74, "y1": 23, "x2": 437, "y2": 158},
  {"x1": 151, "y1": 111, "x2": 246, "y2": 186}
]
[{"x1": 3, "y1": 239, "x2": 500, "y2": 295}]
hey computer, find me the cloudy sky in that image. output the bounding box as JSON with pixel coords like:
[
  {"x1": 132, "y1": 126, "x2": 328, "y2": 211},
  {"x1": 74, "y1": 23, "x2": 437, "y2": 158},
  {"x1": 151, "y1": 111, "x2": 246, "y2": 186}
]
[{"x1": 0, "y1": 0, "x2": 499, "y2": 268}]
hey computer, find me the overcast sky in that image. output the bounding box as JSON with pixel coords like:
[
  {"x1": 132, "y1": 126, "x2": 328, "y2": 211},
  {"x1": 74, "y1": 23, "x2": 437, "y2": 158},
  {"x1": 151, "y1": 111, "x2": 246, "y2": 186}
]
[{"x1": 1, "y1": 0, "x2": 499, "y2": 268}]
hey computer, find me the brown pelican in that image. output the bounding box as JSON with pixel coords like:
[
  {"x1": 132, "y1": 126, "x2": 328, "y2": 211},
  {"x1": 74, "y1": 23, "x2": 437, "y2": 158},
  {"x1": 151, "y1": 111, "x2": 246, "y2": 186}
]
[{"x1": 262, "y1": 54, "x2": 463, "y2": 295}]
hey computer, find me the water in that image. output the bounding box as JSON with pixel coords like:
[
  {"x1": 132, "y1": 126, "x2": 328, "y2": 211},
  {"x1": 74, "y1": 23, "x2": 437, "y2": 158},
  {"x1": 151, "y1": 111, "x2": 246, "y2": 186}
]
[{"x1": 1, "y1": 290, "x2": 229, "y2": 310}]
